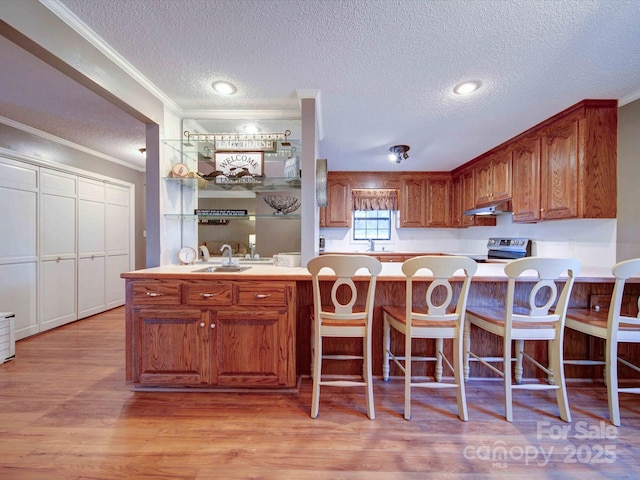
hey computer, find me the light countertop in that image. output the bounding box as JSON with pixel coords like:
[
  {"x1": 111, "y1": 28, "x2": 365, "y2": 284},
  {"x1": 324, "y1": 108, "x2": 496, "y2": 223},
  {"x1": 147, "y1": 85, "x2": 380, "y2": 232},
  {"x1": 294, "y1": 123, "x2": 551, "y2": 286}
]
[{"x1": 121, "y1": 262, "x2": 618, "y2": 283}]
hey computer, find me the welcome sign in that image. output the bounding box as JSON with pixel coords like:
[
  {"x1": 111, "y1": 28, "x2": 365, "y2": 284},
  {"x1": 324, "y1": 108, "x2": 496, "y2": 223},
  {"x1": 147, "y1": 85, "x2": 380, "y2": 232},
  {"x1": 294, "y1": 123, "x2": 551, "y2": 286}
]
[{"x1": 213, "y1": 152, "x2": 264, "y2": 184}]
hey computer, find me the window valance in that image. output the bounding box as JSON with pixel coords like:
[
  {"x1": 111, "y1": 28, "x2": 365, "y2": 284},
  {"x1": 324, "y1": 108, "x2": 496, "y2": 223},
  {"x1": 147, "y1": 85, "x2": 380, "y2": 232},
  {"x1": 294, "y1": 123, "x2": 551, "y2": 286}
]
[{"x1": 351, "y1": 189, "x2": 398, "y2": 211}]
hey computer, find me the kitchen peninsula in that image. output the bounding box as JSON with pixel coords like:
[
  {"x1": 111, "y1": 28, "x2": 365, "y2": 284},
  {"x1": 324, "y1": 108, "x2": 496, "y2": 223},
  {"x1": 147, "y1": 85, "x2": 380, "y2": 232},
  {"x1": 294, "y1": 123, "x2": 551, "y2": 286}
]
[{"x1": 122, "y1": 262, "x2": 639, "y2": 390}]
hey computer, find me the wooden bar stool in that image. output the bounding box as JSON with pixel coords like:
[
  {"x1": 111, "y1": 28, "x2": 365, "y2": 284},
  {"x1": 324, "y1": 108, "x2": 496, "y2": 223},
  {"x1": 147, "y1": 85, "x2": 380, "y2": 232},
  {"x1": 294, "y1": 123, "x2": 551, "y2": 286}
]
[
  {"x1": 465, "y1": 257, "x2": 581, "y2": 422},
  {"x1": 565, "y1": 258, "x2": 640, "y2": 426},
  {"x1": 381, "y1": 256, "x2": 477, "y2": 420},
  {"x1": 307, "y1": 254, "x2": 382, "y2": 419}
]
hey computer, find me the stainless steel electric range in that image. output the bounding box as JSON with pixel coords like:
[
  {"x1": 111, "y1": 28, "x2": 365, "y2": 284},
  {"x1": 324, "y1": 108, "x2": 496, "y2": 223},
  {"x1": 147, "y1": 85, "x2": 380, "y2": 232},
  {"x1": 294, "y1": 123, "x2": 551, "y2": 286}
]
[{"x1": 467, "y1": 237, "x2": 532, "y2": 263}]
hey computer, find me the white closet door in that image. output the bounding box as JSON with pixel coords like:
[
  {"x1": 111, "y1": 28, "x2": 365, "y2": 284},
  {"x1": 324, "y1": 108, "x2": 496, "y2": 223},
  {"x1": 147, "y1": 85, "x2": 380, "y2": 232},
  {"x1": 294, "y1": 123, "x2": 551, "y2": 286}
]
[
  {"x1": 78, "y1": 178, "x2": 106, "y2": 318},
  {"x1": 105, "y1": 184, "x2": 131, "y2": 308},
  {"x1": 0, "y1": 158, "x2": 39, "y2": 339},
  {"x1": 39, "y1": 168, "x2": 77, "y2": 332}
]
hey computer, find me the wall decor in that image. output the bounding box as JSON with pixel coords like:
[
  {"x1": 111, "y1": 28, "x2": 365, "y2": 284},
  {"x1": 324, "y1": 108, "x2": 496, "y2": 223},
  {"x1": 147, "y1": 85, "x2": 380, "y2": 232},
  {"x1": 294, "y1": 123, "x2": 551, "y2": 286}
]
[{"x1": 213, "y1": 152, "x2": 264, "y2": 184}]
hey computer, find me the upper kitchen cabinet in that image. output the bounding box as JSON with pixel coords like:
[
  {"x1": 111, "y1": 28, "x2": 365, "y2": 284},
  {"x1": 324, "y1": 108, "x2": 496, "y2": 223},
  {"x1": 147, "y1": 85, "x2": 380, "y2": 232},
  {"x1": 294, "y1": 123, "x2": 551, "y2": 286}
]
[
  {"x1": 511, "y1": 134, "x2": 541, "y2": 222},
  {"x1": 320, "y1": 174, "x2": 351, "y2": 227},
  {"x1": 400, "y1": 174, "x2": 451, "y2": 228},
  {"x1": 459, "y1": 168, "x2": 496, "y2": 227},
  {"x1": 399, "y1": 177, "x2": 426, "y2": 227},
  {"x1": 539, "y1": 102, "x2": 617, "y2": 220},
  {"x1": 474, "y1": 149, "x2": 512, "y2": 206},
  {"x1": 425, "y1": 175, "x2": 450, "y2": 227}
]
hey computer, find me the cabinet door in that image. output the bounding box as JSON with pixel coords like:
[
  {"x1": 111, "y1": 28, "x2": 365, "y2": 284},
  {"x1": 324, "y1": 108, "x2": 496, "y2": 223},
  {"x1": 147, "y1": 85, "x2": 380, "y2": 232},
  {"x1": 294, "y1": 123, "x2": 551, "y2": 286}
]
[
  {"x1": 134, "y1": 309, "x2": 209, "y2": 385},
  {"x1": 474, "y1": 160, "x2": 492, "y2": 206},
  {"x1": 512, "y1": 136, "x2": 541, "y2": 222},
  {"x1": 541, "y1": 116, "x2": 579, "y2": 219},
  {"x1": 400, "y1": 178, "x2": 425, "y2": 227},
  {"x1": 426, "y1": 177, "x2": 450, "y2": 227},
  {"x1": 491, "y1": 150, "x2": 512, "y2": 202},
  {"x1": 212, "y1": 307, "x2": 293, "y2": 387},
  {"x1": 322, "y1": 178, "x2": 351, "y2": 227}
]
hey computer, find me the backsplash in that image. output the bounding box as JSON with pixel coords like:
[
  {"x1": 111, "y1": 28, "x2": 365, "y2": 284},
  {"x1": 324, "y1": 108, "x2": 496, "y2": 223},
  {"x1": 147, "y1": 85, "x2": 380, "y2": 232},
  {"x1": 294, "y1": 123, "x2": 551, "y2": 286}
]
[{"x1": 321, "y1": 216, "x2": 617, "y2": 268}]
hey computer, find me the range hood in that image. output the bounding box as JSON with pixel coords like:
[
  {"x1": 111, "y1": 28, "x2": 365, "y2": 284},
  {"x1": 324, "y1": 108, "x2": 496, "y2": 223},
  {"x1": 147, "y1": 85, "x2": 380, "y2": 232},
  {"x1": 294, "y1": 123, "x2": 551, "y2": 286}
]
[{"x1": 463, "y1": 200, "x2": 512, "y2": 216}]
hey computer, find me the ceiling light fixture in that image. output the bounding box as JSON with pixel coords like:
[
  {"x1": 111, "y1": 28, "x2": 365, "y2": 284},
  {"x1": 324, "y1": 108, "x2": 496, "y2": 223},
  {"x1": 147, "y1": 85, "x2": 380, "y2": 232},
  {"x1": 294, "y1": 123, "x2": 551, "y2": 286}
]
[
  {"x1": 453, "y1": 80, "x2": 482, "y2": 95},
  {"x1": 242, "y1": 124, "x2": 261, "y2": 134},
  {"x1": 212, "y1": 80, "x2": 237, "y2": 95},
  {"x1": 389, "y1": 145, "x2": 410, "y2": 163}
]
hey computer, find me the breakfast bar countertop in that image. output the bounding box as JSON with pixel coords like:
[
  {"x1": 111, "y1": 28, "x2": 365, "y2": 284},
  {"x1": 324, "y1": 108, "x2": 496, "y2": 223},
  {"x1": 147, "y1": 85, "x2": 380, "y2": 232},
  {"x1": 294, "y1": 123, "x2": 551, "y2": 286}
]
[{"x1": 121, "y1": 261, "x2": 620, "y2": 283}]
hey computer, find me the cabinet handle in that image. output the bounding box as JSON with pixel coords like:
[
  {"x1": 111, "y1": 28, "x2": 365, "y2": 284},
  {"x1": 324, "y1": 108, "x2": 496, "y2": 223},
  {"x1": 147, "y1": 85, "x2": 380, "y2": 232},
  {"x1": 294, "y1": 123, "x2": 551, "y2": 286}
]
[
  {"x1": 146, "y1": 292, "x2": 165, "y2": 297},
  {"x1": 56, "y1": 257, "x2": 62, "y2": 262},
  {"x1": 200, "y1": 293, "x2": 218, "y2": 298},
  {"x1": 91, "y1": 255, "x2": 95, "y2": 260},
  {"x1": 254, "y1": 293, "x2": 272, "y2": 299},
  {"x1": 211, "y1": 323, "x2": 216, "y2": 329},
  {"x1": 200, "y1": 322, "x2": 205, "y2": 327}
]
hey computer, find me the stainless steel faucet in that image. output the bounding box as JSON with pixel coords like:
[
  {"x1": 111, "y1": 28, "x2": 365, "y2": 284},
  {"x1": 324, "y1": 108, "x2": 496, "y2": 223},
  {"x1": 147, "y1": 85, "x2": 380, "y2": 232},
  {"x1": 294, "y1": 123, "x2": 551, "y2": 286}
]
[
  {"x1": 220, "y1": 244, "x2": 233, "y2": 265},
  {"x1": 369, "y1": 239, "x2": 376, "y2": 252}
]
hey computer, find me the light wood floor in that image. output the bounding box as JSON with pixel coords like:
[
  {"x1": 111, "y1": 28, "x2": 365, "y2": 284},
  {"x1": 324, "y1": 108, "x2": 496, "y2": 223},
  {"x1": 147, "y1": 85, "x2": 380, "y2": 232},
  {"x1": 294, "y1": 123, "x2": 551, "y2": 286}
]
[{"x1": 1, "y1": 307, "x2": 639, "y2": 479}]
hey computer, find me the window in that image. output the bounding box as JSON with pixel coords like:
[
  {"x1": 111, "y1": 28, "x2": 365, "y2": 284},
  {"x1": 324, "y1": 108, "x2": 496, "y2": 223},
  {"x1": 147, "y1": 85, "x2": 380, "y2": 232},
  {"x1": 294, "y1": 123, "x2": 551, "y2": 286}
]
[{"x1": 353, "y1": 210, "x2": 391, "y2": 240}]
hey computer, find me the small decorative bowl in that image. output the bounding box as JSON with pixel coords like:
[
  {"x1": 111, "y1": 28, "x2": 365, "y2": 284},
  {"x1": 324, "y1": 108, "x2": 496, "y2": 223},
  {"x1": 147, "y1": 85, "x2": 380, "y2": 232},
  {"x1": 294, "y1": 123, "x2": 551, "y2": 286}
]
[{"x1": 263, "y1": 195, "x2": 301, "y2": 215}]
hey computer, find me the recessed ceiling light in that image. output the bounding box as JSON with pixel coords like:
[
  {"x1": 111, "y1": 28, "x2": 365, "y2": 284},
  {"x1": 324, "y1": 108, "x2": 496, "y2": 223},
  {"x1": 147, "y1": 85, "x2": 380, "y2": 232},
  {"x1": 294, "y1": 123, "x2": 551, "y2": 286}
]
[
  {"x1": 453, "y1": 80, "x2": 482, "y2": 95},
  {"x1": 242, "y1": 124, "x2": 261, "y2": 134},
  {"x1": 212, "y1": 80, "x2": 237, "y2": 95}
]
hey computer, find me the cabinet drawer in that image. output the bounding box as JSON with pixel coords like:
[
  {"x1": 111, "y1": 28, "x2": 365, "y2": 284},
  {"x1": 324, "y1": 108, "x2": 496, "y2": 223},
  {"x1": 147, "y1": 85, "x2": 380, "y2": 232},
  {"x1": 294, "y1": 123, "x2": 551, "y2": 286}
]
[
  {"x1": 131, "y1": 281, "x2": 182, "y2": 305},
  {"x1": 237, "y1": 283, "x2": 288, "y2": 306},
  {"x1": 186, "y1": 281, "x2": 233, "y2": 306}
]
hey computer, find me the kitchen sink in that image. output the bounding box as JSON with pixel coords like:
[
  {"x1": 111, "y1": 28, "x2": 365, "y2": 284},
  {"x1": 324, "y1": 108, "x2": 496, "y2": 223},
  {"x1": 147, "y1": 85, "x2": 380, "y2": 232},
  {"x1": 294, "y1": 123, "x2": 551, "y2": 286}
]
[
  {"x1": 238, "y1": 258, "x2": 274, "y2": 264},
  {"x1": 194, "y1": 266, "x2": 251, "y2": 273}
]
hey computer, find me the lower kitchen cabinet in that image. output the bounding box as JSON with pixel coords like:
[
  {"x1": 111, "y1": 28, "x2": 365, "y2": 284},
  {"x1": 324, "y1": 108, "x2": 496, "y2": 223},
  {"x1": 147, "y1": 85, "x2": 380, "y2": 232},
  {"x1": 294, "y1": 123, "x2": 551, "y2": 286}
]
[
  {"x1": 134, "y1": 308, "x2": 209, "y2": 385},
  {"x1": 127, "y1": 279, "x2": 296, "y2": 388}
]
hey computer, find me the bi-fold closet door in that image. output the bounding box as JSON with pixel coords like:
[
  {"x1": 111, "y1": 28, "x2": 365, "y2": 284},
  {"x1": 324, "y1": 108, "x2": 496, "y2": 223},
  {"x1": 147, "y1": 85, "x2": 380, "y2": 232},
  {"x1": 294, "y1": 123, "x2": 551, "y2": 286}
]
[
  {"x1": 77, "y1": 178, "x2": 107, "y2": 319},
  {"x1": 39, "y1": 168, "x2": 78, "y2": 332},
  {"x1": 0, "y1": 158, "x2": 39, "y2": 339},
  {"x1": 0, "y1": 155, "x2": 132, "y2": 340}
]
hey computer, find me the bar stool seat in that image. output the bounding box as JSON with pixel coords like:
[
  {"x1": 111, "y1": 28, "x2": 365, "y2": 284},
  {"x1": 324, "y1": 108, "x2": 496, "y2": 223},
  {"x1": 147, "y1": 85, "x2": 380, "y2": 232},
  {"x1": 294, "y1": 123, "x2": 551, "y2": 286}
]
[
  {"x1": 307, "y1": 254, "x2": 382, "y2": 419},
  {"x1": 381, "y1": 255, "x2": 477, "y2": 421},
  {"x1": 565, "y1": 258, "x2": 640, "y2": 426},
  {"x1": 465, "y1": 257, "x2": 581, "y2": 422}
]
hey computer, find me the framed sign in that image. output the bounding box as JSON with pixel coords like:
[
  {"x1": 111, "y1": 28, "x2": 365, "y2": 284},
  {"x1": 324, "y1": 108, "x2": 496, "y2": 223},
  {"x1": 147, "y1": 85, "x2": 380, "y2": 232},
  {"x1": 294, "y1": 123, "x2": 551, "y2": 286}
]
[
  {"x1": 213, "y1": 152, "x2": 264, "y2": 184},
  {"x1": 214, "y1": 139, "x2": 277, "y2": 152}
]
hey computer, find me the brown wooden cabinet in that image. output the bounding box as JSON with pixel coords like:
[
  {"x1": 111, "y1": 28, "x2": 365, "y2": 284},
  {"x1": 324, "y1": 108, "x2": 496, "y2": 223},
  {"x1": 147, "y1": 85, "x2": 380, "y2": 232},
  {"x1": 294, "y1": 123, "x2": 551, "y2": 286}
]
[
  {"x1": 400, "y1": 177, "x2": 426, "y2": 227},
  {"x1": 425, "y1": 176, "x2": 450, "y2": 227},
  {"x1": 474, "y1": 150, "x2": 512, "y2": 206},
  {"x1": 540, "y1": 115, "x2": 579, "y2": 219},
  {"x1": 400, "y1": 175, "x2": 451, "y2": 228},
  {"x1": 449, "y1": 173, "x2": 462, "y2": 227},
  {"x1": 460, "y1": 168, "x2": 496, "y2": 227},
  {"x1": 511, "y1": 135, "x2": 541, "y2": 222},
  {"x1": 126, "y1": 279, "x2": 296, "y2": 388},
  {"x1": 319, "y1": 176, "x2": 351, "y2": 227},
  {"x1": 509, "y1": 102, "x2": 619, "y2": 222},
  {"x1": 539, "y1": 104, "x2": 617, "y2": 220}
]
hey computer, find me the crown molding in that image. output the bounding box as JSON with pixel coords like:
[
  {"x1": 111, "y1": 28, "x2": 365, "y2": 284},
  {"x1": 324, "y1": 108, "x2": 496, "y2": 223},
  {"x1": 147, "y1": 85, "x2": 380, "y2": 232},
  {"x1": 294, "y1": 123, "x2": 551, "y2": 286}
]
[
  {"x1": 41, "y1": 0, "x2": 183, "y2": 115},
  {"x1": 619, "y1": 88, "x2": 640, "y2": 107},
  {"x1": 0, "y1": 115, "x2": 145, "y2": 172},
  {"x1": 182, "y1": 109, "x2": 301, "y2": 120}
]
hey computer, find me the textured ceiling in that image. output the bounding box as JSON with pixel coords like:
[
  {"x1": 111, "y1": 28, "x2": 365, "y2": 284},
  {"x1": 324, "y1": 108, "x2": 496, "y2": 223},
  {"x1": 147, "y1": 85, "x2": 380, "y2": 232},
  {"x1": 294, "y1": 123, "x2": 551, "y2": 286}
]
[{"x1": 2, "y1": 0, "x2": 640, "y2": 172}]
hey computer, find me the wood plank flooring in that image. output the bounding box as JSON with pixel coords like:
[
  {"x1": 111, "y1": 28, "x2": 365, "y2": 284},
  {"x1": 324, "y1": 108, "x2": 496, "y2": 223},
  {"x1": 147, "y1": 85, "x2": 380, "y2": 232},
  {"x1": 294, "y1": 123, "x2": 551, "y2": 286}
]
[{"x1": 1, "y1": 307, "x2": 640, "y2": 479}]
